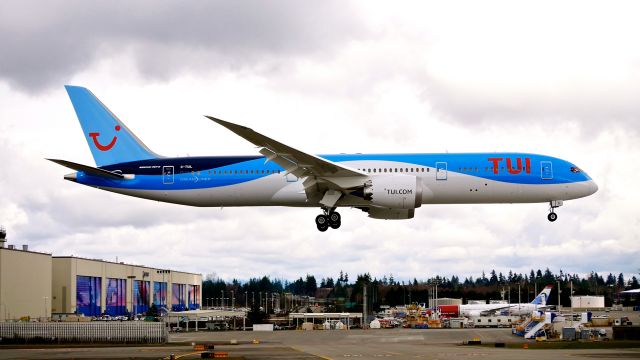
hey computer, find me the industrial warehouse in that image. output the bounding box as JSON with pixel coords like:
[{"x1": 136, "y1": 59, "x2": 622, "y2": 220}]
[{"x1": 0, "y1": 232, "x2": 202, "y2": 322}]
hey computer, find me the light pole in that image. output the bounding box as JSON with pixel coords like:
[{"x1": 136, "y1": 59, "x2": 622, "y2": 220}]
[
  {"x1": 43, "y1": 296, "x2": 49, "y2": 321},
  {"x1": 557, "y1": 280, "x2": 562, "y2": 311}
]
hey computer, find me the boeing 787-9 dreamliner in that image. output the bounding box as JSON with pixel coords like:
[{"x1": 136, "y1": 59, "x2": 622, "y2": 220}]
[{"x1": 50, "y1": 86, "x2": 598, "y2": 231}]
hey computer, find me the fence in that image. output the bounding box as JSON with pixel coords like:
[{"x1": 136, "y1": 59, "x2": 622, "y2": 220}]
[{"x1": 0, "y1": 322, "x2": 167, "y2": 343}]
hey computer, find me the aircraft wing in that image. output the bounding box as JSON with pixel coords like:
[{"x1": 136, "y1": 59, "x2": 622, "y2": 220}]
[
  {"x1": 205, "y1": 116, "x2": 365, "y2": 179},
  {"x1": 206, "y1": 116, "x2": 370, "y2": 207}
]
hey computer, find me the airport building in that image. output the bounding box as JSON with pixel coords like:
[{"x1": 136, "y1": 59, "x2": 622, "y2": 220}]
[
  {"x1": 0, "y1": 231, "x2": 201, "y2": 321},
  {"x1": 0, "y1": 245, "x2": 52, "y2": 322},
  {"x1": 52, "y1": 257, "x2": 202, "y2": 316}
]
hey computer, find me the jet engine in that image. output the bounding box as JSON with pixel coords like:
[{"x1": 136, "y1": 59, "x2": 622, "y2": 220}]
[{"x1": 362, "y1": 175, "x2": 423, "y2": 209}]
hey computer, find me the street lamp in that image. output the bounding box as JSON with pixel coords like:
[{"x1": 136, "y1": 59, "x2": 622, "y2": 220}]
[{"x1": 43, "y1": 296, "x2": 49, "y2": 321}]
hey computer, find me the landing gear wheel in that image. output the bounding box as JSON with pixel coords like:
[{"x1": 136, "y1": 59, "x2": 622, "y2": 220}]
[
  {"x1": 315, "y1": 214, "x2": 329, "y2": 231},
  {"x1": 329, "y1": 212, "x2": 341, "y2": 224},
  {"x1": 315, "y1": 214, "x2": 328, "y2": 226},
  {"x1": 547, "y1": 212, "x2": 558, "y2": 222},
  {"x1": 328, "y1": 211, "x2": 341, "y2": 229}
]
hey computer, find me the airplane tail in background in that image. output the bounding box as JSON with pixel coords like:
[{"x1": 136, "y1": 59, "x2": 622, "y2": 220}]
[
  {"x1": 65, "y1": 86, "x2": 160, "y2": 167},
  {"x1": 531, "y1": 285, "x2": 553, "y2": 305}
]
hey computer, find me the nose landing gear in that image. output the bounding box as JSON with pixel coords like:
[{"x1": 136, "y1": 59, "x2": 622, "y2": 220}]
[
  {"x1": 547, "y1": 200, "x2": 563, "y2": 222},
  {"x1": 315, "y1": 208, "x2": 341, "y2": 231}
]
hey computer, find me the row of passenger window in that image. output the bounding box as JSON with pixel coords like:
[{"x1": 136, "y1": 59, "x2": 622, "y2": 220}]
[
  {"x1": 357, "y1": 167, "x2": 428, "y2": 174},
  {"x1": 190, "y1": 169, "x2": 281, "y2": 176}
]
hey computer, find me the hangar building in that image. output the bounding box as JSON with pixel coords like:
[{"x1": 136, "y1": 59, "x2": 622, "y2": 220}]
[
  {"x1": 0, "y1": 233, "x2": 201, "y2": 321},
  {"x1": 52, "y1": 256, "x2": 201, "y2": 316}
]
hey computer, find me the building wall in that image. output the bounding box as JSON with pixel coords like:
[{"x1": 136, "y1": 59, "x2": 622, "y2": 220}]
[
  {"x1": 0, "y1": 248, "x2": 52, "y2": 321},
  {"x1": 429, "y1": 298, "x2": 462, "y2": 307},
  {"x1": 571, "y1": 295, "x2": 605, "y2": 309},
  {"x1": 51, "y1": 257, "x2": 201, "y2": 316}
]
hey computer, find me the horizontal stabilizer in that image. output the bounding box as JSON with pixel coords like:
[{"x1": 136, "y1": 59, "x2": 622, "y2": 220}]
[{"x1": 47, "y1": 159, "x2": 124, "y2": 179}]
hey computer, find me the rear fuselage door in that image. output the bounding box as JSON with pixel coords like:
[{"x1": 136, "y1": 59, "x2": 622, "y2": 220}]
[{"x1": 163, "y1": 166, "x2": 174, "y2": 184}]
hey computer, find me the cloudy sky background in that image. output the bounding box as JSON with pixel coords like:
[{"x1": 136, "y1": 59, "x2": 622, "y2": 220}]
[{"x1": 1, "y1": 0, "x2": 639, "y2": 283}]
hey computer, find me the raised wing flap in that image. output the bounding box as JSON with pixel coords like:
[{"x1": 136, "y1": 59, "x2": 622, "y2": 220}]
[{"x1": 205, "y1": 116, "x2": 365, "y2": 178}]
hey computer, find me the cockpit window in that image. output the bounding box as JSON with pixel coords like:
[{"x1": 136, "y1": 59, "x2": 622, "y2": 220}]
[{"x1": 570, "y1": 167, "x2": 582, "y2": 173}]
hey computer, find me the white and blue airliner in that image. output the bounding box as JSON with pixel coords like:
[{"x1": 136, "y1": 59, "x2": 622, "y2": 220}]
[{"x1": 50, "y1": 86, "x2": 598, "y2": 231}]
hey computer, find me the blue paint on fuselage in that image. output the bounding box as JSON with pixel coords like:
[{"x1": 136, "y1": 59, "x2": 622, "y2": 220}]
[{"x1": 76, "y1": 153, "x2": 592, "y2": 190}]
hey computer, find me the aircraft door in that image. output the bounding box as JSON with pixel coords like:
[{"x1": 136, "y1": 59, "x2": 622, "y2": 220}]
[
  {"x1": 162, "y1": 166, "x2": 174, "y2": 184},
  {"x1": 436, "y1": 162, "x2": 447, "y2": 180},
  {"x1": 540, "y1": 161, "x2": 553, "y2": 180}
]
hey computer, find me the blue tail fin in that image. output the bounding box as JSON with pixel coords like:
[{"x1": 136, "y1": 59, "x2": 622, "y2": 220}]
[
  {"x1": 65, "y1": 86, "x2": 159, "y2": 167},
  {"x1": 531, "y1": 285, "x2": 553, "y2": 305}
]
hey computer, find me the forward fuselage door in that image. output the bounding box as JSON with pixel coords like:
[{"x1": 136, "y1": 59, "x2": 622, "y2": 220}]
[
  {"x1": 540, "y1": 161, "x2": 553, "y2": 180},
  {"x1": 436, "y1": 162, "x2": 448, "y2": 180},
  {"x1": 162, "y1": 166, "x2": 174, "y2": 184}
]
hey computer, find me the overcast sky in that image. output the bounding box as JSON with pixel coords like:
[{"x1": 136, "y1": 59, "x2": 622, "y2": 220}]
[{"x1": 1, "y1": 0, "x2": 639, "y2": 284}]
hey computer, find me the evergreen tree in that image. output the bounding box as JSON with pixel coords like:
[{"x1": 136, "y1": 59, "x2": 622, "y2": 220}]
[
  {"x1": 326, "y1": 277, "x2": 335, "y2": 288},
  {"x1": 606, "y1": 273, "x2": 616, "y2": 286},
  {"x1": 489, "y1": 270, "x2": 498, "y2": 285}
]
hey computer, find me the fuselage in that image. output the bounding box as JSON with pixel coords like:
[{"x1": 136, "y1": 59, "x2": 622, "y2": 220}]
[{"x1": 68, "y1": 152, "x2": 597, "y2": 208}]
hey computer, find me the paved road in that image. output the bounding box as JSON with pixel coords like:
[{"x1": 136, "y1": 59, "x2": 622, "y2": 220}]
[{"x1": 1, "y1": 327, "x2": 639, "y2": 359}]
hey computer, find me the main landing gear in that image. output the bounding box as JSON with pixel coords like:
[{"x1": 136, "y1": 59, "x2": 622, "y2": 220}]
[
  {"x1": 547, "y1": 200, "x2": 563, "y2": 222},
  {"x1": 315, "y1": 208, "x2": 341, "y2": 232}
]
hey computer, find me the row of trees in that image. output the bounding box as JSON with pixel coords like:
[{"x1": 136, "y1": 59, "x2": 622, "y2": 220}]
[{"x1": 202, "y1": 268, "x2": 640, "y2": 312}]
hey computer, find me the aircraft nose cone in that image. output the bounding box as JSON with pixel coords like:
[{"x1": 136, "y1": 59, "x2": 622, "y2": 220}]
[
  {"x1": 589, "y1": 180, "x2": 599, "y2": 195},
  {"x1": 586, "y1": 180, "x2": 598, "y2": 196}
]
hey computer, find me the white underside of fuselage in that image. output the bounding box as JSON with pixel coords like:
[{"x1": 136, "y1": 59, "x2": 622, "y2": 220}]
[{"x1": 92, "y1": 161, "x2": 593, "y2": 208}]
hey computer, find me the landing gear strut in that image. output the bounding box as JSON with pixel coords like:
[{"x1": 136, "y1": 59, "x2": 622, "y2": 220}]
[
  {"x1": 547, "y1": 200, "x2": 563, "y2": 222},
  {"x1": 315, "y1": 208, "x2": 341, "y2": 231}
]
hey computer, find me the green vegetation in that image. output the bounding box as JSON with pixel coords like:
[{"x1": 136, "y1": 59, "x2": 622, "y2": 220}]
[{"x1": 201, "y1": 268, "x2": 639, "y2": 313}]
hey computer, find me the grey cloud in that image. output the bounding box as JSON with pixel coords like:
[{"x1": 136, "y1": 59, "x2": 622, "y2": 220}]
[{"x1": 0, "y1": 0, "x2": 366, "y2": 93}]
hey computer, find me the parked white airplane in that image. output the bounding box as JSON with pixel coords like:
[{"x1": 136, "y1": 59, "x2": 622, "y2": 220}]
[{"x1": 438, "y1": 285, "x2": 553, "y2": 317}]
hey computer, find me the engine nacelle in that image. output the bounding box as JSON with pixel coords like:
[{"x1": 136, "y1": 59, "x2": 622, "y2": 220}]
[
  {"x1": 368, "y1": 207, "x2": 415, "y2": 220},
  {"x1": 364, "y1": 175, "x2": 422, "y2": 209}
]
